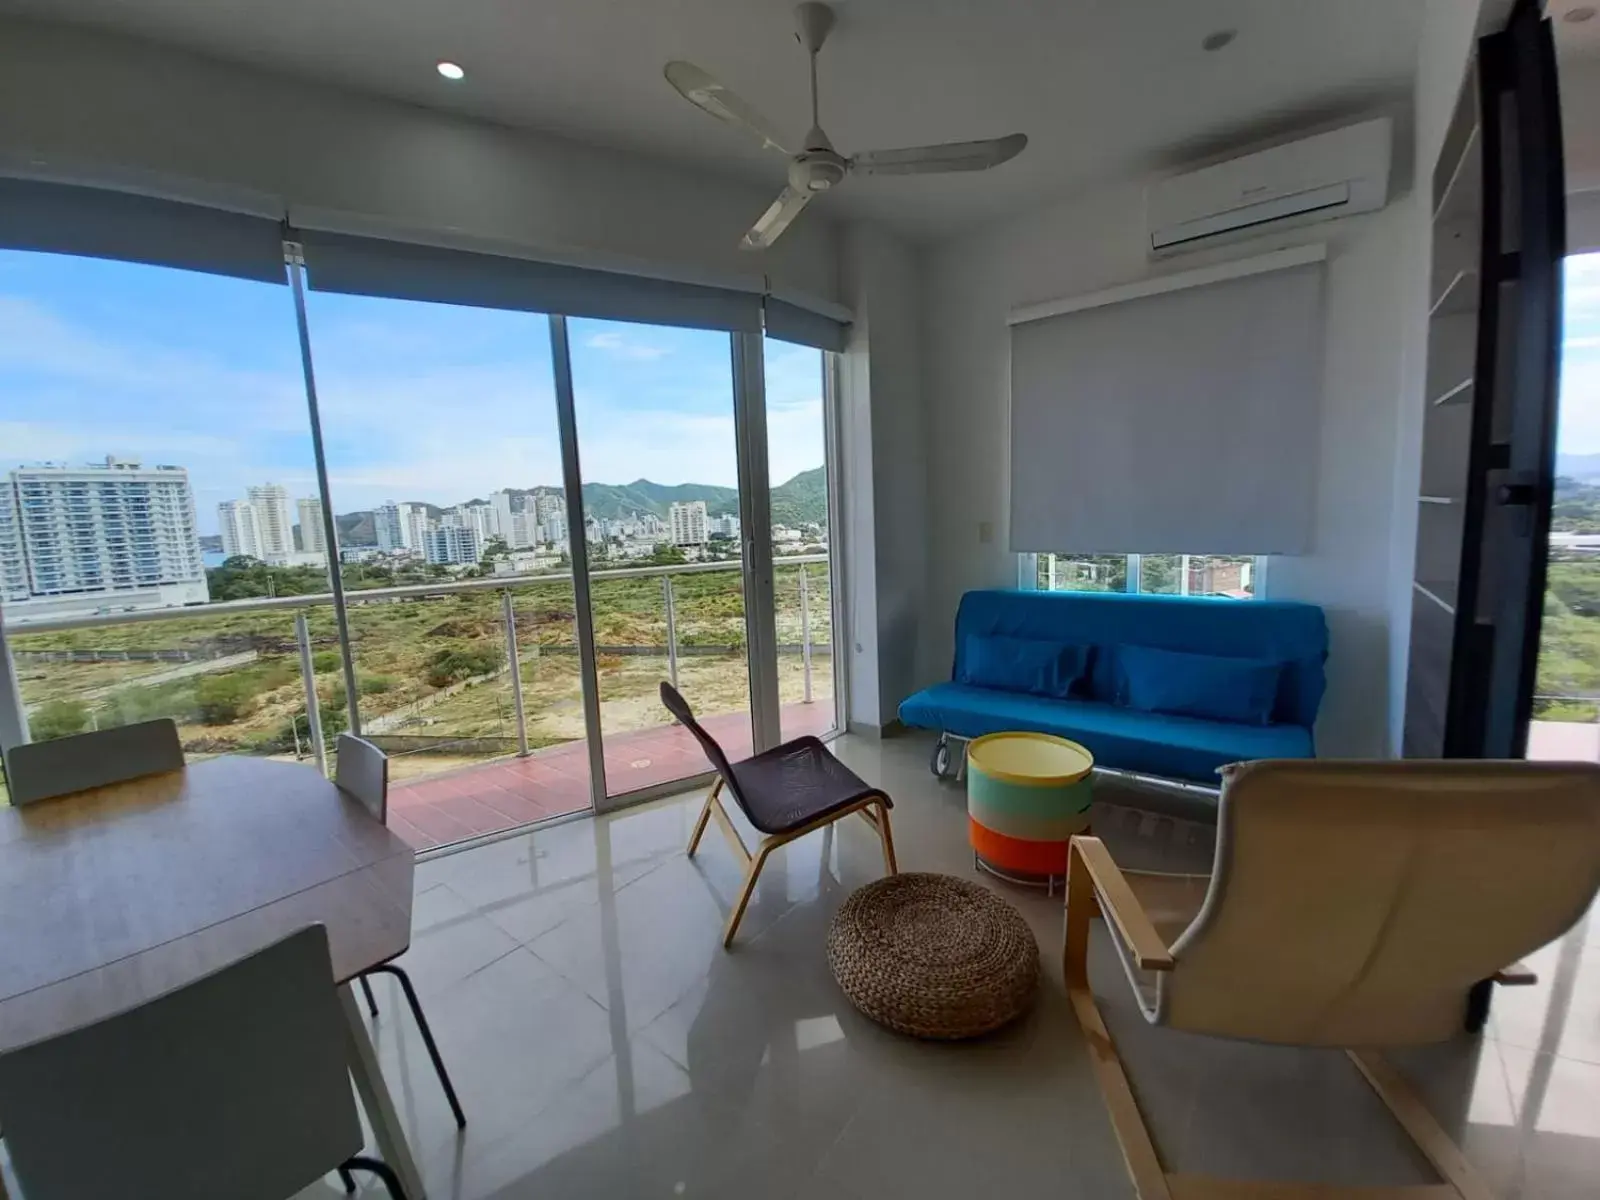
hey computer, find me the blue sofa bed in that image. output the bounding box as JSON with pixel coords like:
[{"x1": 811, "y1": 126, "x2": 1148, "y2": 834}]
[{"x1": 899, "y1": 590, "x2": 1329, "y2": 785}]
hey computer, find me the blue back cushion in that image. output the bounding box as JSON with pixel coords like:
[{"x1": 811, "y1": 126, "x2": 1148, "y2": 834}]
[
  {"x1": 949, "y1": 590, "x2": 1328, "y2": 728},
  {"x1": 960, "y1": 635, "x2": 1089, "y2": 699},
  {"x1": 1118, "y1": 644, "x2": 1282, "y2": 725}
]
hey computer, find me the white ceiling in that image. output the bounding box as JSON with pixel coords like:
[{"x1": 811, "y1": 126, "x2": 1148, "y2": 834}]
[{"x1": 0, "y1": 0, "x2": 1426, "y2": 240}]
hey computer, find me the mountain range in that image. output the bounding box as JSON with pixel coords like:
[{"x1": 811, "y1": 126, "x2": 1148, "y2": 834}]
[{"x1": 333, "y1": 468, "x2": 826, "y2": 546}]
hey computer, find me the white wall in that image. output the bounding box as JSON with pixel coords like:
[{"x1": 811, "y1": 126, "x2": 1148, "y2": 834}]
[
  {"x1": 0, "y1": 17, "x2": 839, "y2": 303},
  {"x1": 838, "y1": 223, "x2": 928, "y2": 728},
  {"x1": 921, "y1": 152, "x2": 1415, "y2": 758}
]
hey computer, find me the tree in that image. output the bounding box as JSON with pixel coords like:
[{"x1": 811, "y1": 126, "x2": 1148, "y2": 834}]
[
  {"x1": 195, "y1": 675, "x2": 256, "y2": 724},
  {"x1": 425, "y1": 645, "x2": 504, "y2": 688},
  {"x1": 31, "y1": 699, "x2": 91, "y2": 740}
]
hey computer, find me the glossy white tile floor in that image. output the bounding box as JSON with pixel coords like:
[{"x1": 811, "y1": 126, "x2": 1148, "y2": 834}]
[
  {"x1": 325, "y1": 733, "x2": 1600, "y2": 1200},
  {"x1": 9, "y1": 733, "x2": 1596, "y2": 1199}
]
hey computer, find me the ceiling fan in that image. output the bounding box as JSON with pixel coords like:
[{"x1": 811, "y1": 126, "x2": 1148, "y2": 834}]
[{"x1": 665, "y1": 1, "x2": 1028, "y2": 251}]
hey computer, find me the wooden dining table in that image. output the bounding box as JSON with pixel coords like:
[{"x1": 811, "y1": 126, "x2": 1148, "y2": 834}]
[{"x1": 0, "y1": 755, "x2": 429, "y2": 1198}]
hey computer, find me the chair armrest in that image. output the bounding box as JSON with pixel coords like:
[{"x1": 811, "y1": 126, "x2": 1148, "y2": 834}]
[
  {"x1": 1494, "y1": 961, "x2": 1538, "y2": 986},
  {"x1": 1070, "y1": 837, "x2": 1175, "y2": 972}
]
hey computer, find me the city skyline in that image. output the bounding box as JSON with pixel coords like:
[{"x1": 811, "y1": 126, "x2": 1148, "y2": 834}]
[{"x1": 0, "y1": 249, "x2": 829, "y2": 539}]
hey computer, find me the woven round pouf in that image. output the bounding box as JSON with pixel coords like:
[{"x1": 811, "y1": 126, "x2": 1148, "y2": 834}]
[{"x1": 827, "y1": 872, "x2": 1040, "y2": 1040}]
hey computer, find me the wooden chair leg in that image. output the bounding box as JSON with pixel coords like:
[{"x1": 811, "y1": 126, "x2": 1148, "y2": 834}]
[
  {"x1": 1064, "y1": 840, "x2": 1171, "y2": 1200},
  {"x1": 686, "y1": 777, "x2": 722, "y2": 857},
  {"x1": 1348, "y1": 1051, "x2": 1495, "y2": 1200},
  {"x1": 722, "y1": 843, "x2": 774, "y2": 948},
  {"x1": 874, "y1": 800, "x2": 898, "y2": 875}
]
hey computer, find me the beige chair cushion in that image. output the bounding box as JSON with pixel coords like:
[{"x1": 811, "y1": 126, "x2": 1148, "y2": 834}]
[{"x1": 1151, "y1": 760, "x2": 1600, "y2": 1047}]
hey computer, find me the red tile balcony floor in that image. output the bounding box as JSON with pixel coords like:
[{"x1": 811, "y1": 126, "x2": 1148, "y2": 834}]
[{"x1": 385, "y1": 700, "x2": 838, "y2": 850}]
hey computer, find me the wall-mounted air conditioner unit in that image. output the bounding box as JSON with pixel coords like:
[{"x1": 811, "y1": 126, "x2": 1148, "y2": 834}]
[{"x1": 1146, "y1": 117, "x2": 1392, "y2": 255}]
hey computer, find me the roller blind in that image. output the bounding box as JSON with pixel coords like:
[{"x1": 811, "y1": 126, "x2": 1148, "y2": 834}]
[
  {"x1": 764, "y1": 297, "x2": 850, "y2": 353},
  {"x1": 1008, "y1": 256, "x2": 1326, "y2": 556},
  {"x1": 0, "y1": 177, "x2": 287, "y2": 283},
  {"x1": 296, "y1": 228, "x2": 763, "y2": 333}
]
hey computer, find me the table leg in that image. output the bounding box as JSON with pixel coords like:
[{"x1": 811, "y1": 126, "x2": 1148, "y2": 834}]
[{"x1": 338, "y1": 983, "x2": 427, "y2": 1200}]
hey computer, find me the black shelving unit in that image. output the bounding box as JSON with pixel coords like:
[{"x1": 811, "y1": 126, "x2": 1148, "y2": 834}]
[{"x1": 1403, "y1": 1, "x2": 1565, "y2": 759}]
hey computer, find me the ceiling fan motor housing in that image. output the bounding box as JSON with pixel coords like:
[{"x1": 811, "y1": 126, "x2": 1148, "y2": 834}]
[{"x1": 792, "y1": 150, "x2": 848, "y2": 192}]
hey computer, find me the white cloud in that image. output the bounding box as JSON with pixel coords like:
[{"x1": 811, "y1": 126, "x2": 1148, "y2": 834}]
[{"x1": 584, "y1": 330, "x2": 671, "y2": 361}]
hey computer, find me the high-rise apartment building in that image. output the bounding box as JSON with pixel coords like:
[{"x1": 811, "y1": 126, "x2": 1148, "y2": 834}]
[
  {"x1": 423, "y1": 524, "x2": 481, "y2": 566},
  {"x1": 217, "y1": 499, "x2": 263, "y2": 560},
  {"x1": 405, "y1": 507, "x2": 430, "y2": 552},
  {"x1": 490, "y1": 491, "x2": 516, "y2": 543},
  {"x1": 2, "y1": 458, "x2": 208, "y2": 617},
  {"x1": 296, "y1": 497, "x2": 326, "y2": 553},
  {"x1": 0, "y1": 478, "x2": 29, "y2": 604},
  {"x1": 373, "y1": 502, "x2": 403, "y2": 551},
  {"x1": 245, "y1": 483, "x2": 293, "y2": 563},
  {"x1": 669, "y1": 500, "x2": 709, "y2": 546}
]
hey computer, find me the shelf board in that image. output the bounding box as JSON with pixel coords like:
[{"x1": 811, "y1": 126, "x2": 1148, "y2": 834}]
[
  {"x1": 1414, "y1": 579, "x2": 1458, "y2": 617},
  {"x1": 1433, "y1": 123, "x2": 1482, "y2": 225},
  {"x1": 1431, "y1": 378, "x2": 1475, "y2": 407},
  {"x1": 1418, "y1": 495, "x2": 1458, "y2": 505},
  {"x1": 1430, "y1": 268, "x2": 1480, "y2": 318}
]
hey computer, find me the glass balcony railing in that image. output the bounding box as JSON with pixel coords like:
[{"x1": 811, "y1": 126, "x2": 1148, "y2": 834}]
[{"x1": 0, "y1": 556, "x2": 836, "y2": 846}]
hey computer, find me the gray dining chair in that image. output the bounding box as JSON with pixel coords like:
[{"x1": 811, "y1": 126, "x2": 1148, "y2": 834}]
[
  {"x1": 334, "y1": 732, "x2": 467, "y2": 1131},
  {"x1": 0, "y1": 924, "x2": 407, "y2": 1199},
  {"x1": 1, "y1": 718, "x2": 184, "y2": 805}
]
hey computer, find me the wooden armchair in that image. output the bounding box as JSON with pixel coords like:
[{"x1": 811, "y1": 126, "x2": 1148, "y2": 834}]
[{"x1": 1064, "y1": 759, "x2": 1600, "y2": 1200}]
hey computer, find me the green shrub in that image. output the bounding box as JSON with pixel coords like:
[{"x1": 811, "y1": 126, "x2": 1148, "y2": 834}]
[
  {"x1": 312, "y1": 650, "x2": 341, "y2": 674},
  {"x1": 425, "y1": 645, "x2": 504, "y2": 688},
  {"x1": 195, "y1": 675, "x2": 256, "y2": 725},
  {"x1": 360, "y1": 675, "x2": 396, "y2": 695},
  {"x1": 31, "y1": 699, "x2": 91, "y2": 740}
]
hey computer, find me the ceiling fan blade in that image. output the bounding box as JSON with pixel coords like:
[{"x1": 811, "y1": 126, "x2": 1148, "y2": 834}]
[
  {"x1": 664, "y1": 61, "x2": 794, "y2": 155},
  {"x1": 740, "y1": 186, "x2": 813, "y2": 251},
  {"x1": 852, "y1": 132, "x2": 1028, "y2": 176}
]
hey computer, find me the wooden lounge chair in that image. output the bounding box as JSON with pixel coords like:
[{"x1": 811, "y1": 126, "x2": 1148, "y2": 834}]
[{"x1": 1064, "y1": 759, "x2": 1600, "y2": 1200}]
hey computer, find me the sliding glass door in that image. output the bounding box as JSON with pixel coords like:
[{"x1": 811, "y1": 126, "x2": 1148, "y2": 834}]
[
  {"x1": 566, "y1": 317, "x2": 757, "y2": 801},
  {"x1": 764, "y1": 336, "x2": 842, "y2": 742},
  {"x1": 0, "y1": 178, "x2": 849, "y2": 839},
  {"x1": 298, "y1": 285, "x2": 592, "y2": 844}
]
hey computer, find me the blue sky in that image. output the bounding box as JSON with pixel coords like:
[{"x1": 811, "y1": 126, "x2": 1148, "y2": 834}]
[
  {"x1": 0, "y1": 250, "x2": 826, "y2": 536},
  {"x1": 1559, "y1": 253, "x2": 1600, "y2": 461}
]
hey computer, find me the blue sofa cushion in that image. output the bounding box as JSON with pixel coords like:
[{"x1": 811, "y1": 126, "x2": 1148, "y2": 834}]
[
  {"x1": 899, "y1": 683, "x2": 1313, "y2": 784},
  {"x1": 960, "y1": 635, "x2": 1090, "y2": 699},
  {"x1": 1118, "y1": 644, "x2": 1282, "y2": 726},
  {"x1": 948, "y1": 590, "x2": 1327, "y2": 727}
]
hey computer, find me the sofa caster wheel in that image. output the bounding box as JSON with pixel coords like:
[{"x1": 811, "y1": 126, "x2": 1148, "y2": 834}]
[{"x1": 931, "y1": 735, "x2": 952, "y2": 780}]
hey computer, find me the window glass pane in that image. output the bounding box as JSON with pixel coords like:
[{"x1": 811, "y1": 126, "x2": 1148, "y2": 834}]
[
  {"x1": 567, "y1": 317, "x2": 751, "y2": 798},
  {"x1": 765, "y1": 337, "x2": 837, "y2": 740},
  {"x1": 1532, "y1": 252, "x2": 1600, "y2": 757},
  {"x1": 1038, "y1": 554, "x2": 1129, "y2": 592},
  {"x1": 0, "y1": 249, "x2": 337, "y2": 807},
  {"x1": 303, "y1": 287, "x2": 589, "y2": 847},
  {"x1": 1139, "y1": 554, "x2": 1257, "y2": 598}
]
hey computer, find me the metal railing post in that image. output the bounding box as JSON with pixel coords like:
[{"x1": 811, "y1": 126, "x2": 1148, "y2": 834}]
[
  {"x1": 800, "y1": 566, "x2": 813, "y2": 703},
  {"x1": 0, "y1": 605, "x2": 28, "y2": 751},
  {"x1": 503, "y1": 590, "x2": 530, "y2": 757},
  {"x1": 663, "y1": 575, "x2": 679, "y2": 689},
  {"x1": 294, "y1": 613, "x2": 327, "y2": 776}
]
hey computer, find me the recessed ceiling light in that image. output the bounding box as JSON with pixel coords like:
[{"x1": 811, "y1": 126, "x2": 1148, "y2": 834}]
[
  {"x1": 1565, "y1": 5, "x2": 1597, "y2": 21},
  {"x1": 1202, "y1": 29, "x2": 1237, "y2": 52},
  {"x1": 436, "y1": 60, "x2": 466, "y2": 80}
]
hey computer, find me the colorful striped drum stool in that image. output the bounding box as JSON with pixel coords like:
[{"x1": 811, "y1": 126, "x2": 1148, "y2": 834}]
[{"x1": 966, "y1": 731, "x2": 1094, "y2": 893}]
